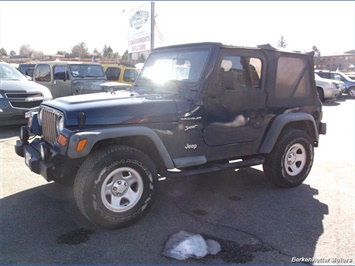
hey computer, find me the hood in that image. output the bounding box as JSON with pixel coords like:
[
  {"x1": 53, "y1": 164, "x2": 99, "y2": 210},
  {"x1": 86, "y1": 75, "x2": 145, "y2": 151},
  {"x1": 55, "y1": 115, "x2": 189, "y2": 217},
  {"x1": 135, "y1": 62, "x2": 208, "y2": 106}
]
[
  {"x1": 0, "y1": 80, "x2": 52, "y2": 99},
  {"x1": 72, "y1": 80, "x2": 131, "y2": 94},
  {"x1": 0, "y1": 79, "x2": 48, "y2": 92},
  {"x1": 42, "y1": 90, "x2": 181, "y2": 126}
]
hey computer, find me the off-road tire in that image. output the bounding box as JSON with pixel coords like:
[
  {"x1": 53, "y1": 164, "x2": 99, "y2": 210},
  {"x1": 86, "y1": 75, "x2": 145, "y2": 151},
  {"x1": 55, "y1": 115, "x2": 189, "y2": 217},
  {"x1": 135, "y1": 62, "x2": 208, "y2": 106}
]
[
  {"x1": 74, "y1": 145, "x2": 157, "y2": 229},
  {"x1": 263, "y1": 129, "x2": 314, "y2": 188}
]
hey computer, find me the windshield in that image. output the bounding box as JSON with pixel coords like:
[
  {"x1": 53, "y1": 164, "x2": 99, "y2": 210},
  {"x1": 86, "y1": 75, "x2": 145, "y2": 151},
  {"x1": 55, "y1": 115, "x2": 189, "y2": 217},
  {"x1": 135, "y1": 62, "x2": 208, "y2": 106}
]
[
  {"x1": 0, "y1": 63, "x2": 27, "y2": 81},
  {"x1": 69, "y1": 64, "x2": 105, "y2": 78},
  {"x1": 138, "y1": 49, "x2": 209, "y2": 86}
]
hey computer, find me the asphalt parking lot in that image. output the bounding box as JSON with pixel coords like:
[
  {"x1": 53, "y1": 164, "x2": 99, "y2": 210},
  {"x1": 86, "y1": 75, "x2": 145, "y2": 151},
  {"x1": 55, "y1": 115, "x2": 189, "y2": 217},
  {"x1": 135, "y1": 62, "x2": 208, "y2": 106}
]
[{"x1": 0, "y1": 96, "x2": 354, "y2": 264}]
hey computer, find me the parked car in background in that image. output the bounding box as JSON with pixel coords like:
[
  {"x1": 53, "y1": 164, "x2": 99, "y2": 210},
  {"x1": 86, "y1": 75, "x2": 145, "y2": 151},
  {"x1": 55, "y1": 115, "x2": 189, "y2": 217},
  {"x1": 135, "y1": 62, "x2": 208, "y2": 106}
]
[
  {"x1": 103, "y1": 64, "x2": 139, "y2": 85},
  {"x1": 314, "y1": 73, "x2": 341, "y2": 102},
  {"x1": 345, "y1": 73, "x2": 355, "y2": 80},
  {"x1": 314, "y1": 74, "x2": 345, "y2": 97},
  {"x1": 33, "y1": 61, "x2": 131, "y2": 98},
  {"x1": 0, "y1": 61, "x2": 52, "y2": 126},
  {"x1": 315, "y1": 70, "x2": 355, "y2": 98},
  {"x1": 17, "y1": 63, "x2": 36, "y2": 79}
]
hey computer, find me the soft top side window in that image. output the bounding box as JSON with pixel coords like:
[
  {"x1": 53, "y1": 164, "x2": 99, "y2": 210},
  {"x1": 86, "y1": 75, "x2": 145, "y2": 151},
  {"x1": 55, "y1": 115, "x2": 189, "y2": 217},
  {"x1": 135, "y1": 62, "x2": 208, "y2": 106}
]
[
  {"x1": 34, "y1": 64, "x2": 51, "y2": 82},
  {"x1": 105, "y1": 67, "x2": 121, "y2": 81},
  {"x1": 275, "y1": 56, "x2": 311, "y2": 98},
  {"x1": 218, "y1": 55, "x2": 262, "y2": 90}
]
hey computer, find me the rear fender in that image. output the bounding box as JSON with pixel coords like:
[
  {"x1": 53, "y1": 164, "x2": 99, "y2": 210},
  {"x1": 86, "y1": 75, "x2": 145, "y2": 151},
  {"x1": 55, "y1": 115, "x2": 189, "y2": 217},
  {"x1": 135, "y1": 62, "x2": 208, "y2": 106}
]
[{"x1": 259, "y1": 113, "x2": 318, "y2": 154}]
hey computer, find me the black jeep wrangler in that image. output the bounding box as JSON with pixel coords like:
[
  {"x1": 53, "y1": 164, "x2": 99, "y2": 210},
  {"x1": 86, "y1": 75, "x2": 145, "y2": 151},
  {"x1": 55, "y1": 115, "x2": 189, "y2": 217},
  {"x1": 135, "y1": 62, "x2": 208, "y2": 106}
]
[{"x1": 15, "y1": 42, "x2": 326, "y2": 229}]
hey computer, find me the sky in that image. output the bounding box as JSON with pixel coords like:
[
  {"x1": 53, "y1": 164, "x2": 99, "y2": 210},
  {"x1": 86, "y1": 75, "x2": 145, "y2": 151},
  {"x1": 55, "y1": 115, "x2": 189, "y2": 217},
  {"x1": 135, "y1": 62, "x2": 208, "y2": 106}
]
[{"x1": 0, "y1": 1, "x2": 354, "y2": 56}]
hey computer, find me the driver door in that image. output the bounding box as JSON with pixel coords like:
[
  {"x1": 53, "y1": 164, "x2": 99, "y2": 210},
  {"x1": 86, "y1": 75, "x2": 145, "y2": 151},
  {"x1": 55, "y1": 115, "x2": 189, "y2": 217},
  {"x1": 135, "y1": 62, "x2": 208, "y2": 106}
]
[{"x1": 203, "y1": 51, "x2": 266, "y2": 146}]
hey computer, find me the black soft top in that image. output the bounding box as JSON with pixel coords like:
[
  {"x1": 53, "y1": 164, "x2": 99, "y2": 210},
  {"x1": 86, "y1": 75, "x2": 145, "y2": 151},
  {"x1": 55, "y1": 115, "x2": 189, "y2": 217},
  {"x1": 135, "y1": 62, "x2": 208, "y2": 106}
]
[{"x1": 152, "y1": 42, "x2": 314, "y2": 57}]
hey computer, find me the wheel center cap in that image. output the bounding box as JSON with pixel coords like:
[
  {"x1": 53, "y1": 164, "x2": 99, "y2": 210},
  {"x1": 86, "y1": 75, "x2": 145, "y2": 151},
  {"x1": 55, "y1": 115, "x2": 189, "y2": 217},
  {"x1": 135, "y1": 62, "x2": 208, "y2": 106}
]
[
  {"x1": 288, "y1": 153, "x2": 296, "y2": 165},
  {"x1": 112, "y1": 180, "x2": 128, "y2": 196}
]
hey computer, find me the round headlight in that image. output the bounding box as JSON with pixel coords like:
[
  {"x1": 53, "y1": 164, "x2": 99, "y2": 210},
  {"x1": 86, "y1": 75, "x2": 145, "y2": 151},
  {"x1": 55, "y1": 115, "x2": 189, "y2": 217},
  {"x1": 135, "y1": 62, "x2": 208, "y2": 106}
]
[{"x1": 56, "y1": 115, "x2": 64, "y2": 134}]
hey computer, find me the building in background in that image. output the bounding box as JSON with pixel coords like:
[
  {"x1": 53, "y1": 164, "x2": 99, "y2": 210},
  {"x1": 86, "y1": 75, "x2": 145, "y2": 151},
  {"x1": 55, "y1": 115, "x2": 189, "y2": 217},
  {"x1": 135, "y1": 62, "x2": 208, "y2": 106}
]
[{"x1": 315, "y1": 50, "x2": 355, "y2": 72}]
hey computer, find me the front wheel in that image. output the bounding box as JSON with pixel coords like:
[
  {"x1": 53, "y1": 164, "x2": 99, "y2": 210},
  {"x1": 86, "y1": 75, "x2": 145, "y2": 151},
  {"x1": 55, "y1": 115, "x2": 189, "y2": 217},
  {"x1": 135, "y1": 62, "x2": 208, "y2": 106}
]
[
  {"x1": 263, "y1": 129, "x2": 314, "y2": 188},
  {"x1": 74, "y1": 145, "x2": 157, "y2": 229},
  {"x1": 348, "y1": 87, "x2": 355, "y2": 98},
  {"x1": 317, "y1": 87, "x2": 325, "y2": 102}
]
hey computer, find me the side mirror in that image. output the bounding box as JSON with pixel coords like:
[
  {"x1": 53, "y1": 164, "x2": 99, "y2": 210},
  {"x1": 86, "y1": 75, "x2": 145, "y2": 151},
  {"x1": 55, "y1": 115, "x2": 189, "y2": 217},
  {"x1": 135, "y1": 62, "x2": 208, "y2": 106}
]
[{"x1": 26, "y1": 75, "x2": 32, "y2": 81}]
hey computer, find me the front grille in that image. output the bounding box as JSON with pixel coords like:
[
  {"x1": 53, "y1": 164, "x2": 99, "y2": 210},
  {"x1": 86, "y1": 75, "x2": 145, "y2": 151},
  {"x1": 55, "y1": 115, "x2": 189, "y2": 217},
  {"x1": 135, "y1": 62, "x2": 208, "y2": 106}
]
[
  {"x1": 5, "y1": 92, "x2": 44, "y2": 110},
  {"x1": 6, "y1": 93, "x2": 43, "y2": 98},
  {"x1": 11, "y1": 100, "x2": 43, "y2": 108},
  {"x1": 41, "y1": 108, "x2": 62, "y2": 144}
]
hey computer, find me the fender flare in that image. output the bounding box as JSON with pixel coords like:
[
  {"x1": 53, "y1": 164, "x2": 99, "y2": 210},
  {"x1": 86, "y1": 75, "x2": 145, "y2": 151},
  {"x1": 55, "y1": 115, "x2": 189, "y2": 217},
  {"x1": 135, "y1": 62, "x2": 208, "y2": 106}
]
[
  {"x1": 66, "y1": 126, "x2": 175, "y2": 169},
  {"x1": 258, "y1": 112, "x2": 318, "y2": 154}
]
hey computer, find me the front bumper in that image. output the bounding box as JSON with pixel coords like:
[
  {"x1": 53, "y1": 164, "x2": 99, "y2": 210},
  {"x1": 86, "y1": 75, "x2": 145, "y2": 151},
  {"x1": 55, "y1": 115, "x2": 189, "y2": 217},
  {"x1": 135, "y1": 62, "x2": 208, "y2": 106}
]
[
  {"x1": 15, "y1": 138, "x2": 55, "y2": 181},
  {"x1": 324, "y1": 87, "x2": 340, "y2": 99}
]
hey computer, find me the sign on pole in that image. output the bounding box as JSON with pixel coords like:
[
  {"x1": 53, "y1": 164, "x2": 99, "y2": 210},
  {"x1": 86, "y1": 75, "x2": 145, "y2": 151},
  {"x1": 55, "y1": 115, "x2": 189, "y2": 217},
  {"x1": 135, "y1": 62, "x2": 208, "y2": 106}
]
[{"x1": 127, "y1": 2, "x2": 153, "y2": 53}]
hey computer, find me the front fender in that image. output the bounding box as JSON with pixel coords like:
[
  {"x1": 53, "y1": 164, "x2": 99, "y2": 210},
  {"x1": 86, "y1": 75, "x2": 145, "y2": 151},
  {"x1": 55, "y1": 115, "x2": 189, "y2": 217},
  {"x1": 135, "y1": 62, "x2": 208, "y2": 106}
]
[
  {"x1": 66, "y1": 126, "x2": 175, "y2": 168},
  {"x1": 258, "y1": 113, "x2": 318, "y2": 154}
]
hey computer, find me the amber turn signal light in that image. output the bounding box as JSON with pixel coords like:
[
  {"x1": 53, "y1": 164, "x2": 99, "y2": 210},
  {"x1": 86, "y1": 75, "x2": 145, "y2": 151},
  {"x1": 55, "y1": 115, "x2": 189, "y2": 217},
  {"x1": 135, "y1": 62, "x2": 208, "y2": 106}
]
[
  {"x1": 57, "y1": 134, "x2": 67, "y2": 147},
  {"x1": 76, "y1": 139, "x2": 88, "y2": 152}
]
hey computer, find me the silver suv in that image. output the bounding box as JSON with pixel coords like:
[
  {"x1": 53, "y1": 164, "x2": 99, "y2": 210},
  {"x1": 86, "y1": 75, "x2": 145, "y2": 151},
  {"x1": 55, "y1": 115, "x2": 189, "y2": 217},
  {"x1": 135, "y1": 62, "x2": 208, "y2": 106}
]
[
  {"x1": 315, "y1": 70, "x2": 355, "y2": 98},
  {"x1": 314, "y1": 74, "x2": 341, "y2": 101},
  {"x1": 0, "y1": 62, "x2": 52, "y2": 125}
]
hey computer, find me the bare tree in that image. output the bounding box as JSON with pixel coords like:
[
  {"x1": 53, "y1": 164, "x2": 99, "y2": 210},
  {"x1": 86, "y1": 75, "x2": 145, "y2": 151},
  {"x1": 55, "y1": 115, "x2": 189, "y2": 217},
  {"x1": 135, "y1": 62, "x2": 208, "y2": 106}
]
[
  {"x1": 19, "y1": 44, "x2": 33, "y2": 58},
  {"x1": 71, "y1": 42, "x2": 89, "y2": 58}
]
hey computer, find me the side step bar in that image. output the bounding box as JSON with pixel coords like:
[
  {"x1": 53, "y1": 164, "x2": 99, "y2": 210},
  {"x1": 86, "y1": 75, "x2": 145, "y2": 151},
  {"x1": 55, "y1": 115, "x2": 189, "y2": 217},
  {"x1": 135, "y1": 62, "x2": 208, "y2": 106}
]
[{"x1": 164, "y1": 156, "x2": 265, "y2": 178}]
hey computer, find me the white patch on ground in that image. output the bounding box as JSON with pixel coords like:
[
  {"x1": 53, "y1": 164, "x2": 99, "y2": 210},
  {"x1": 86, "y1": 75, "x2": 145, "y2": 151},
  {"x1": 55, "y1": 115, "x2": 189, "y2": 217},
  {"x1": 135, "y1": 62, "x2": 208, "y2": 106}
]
[{"x1": 162, "y1": 230, "x2": 221, "y2": 260}]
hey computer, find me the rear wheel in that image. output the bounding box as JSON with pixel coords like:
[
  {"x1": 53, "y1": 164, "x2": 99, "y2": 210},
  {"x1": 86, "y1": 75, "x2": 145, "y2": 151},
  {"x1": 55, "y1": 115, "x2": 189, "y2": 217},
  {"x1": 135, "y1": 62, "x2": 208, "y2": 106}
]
[
  {"x1": 74, "y1": 145, "x2": 157, "y2": 229},
  {"x1": 263, "y1": 129, "x2": 314, "y2": 188}
]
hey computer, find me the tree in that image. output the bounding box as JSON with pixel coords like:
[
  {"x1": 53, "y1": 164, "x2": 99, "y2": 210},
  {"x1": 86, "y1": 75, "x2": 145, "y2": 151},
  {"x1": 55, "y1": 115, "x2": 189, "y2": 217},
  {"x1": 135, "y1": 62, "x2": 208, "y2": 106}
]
[
  {"x1": 56, "y1": 50, "x2": 66, "y2": 55},
  {"x1": 312, "y1": 45, "x2": 323, "y2": 65},
  {"x1": 113, "y1": 52, "x2": 120, "y2": 60},
  {"x1": 277, "y1": 36, "x2": 288, "y2": 48},
  {"x1": 0, "y1": 48, "x2": 7, "y2": 57},
  {"x1": 71, "y1": 42, "x2": 89, "y2": 58},
  {"x1": 102, "y1": 45, "x2": 113, "y2": 58},
  {"x1": 138, "y1": 53, "x2": 146, "y2": 63},
  {"x1": 121, "y1": 50, "x2": 129, "y2": 60},
  {"x1": 10, "y1": 51, "x2": 16, "y2": 56},
  {"x1": 19, "y1": 44, "x2": 33, "y2": 57},
  {"x1": 312, "y1": 46, "x2": 320, "y2": 57},
  {"x1": 93, "y1": 48, "x2": 101, "y2": 56}
]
